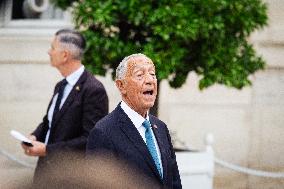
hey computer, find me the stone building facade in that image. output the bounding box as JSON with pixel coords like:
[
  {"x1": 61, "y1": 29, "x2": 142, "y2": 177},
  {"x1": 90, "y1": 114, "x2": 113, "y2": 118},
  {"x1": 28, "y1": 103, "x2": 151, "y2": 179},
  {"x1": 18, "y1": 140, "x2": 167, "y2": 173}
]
[{"x1": 0, "y1": 0, "x2": 283, "y2": 188}]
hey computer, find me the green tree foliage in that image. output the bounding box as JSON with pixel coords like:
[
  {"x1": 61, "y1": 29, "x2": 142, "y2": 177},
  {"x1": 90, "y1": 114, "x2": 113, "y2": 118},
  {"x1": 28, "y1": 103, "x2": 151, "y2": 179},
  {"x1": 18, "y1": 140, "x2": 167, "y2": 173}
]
[{"x1": 52, "y1": 0, "x2": 267, "y2": 90}]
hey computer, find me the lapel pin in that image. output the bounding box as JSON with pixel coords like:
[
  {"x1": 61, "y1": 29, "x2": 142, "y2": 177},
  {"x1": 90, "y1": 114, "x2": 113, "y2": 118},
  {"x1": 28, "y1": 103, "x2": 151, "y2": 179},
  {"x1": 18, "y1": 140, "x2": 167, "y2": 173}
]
[
  {"x1": 75, "y1": 86, "x2": 80, "y2": 91},
  {"x1": 153, "y1": 124, "x2": 158, "y2": 129}
]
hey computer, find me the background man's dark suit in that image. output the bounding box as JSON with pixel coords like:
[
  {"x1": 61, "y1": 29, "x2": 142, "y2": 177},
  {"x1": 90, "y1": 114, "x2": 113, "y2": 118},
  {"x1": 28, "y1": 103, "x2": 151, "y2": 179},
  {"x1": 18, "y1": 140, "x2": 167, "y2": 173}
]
[
  {"x1": 87, "y1": 105, "x2": 181, "y2": 189},
  {"x1": 33, "y1": 70, "x2": 108, "y2": 182}
]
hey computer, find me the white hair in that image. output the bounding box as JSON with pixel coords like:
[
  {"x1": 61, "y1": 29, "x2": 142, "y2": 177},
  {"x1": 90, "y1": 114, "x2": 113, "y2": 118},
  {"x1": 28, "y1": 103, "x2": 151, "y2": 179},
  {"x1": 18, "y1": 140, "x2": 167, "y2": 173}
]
[{"x1": 115, "y1": 53, "x2": 150, "y2": 80}]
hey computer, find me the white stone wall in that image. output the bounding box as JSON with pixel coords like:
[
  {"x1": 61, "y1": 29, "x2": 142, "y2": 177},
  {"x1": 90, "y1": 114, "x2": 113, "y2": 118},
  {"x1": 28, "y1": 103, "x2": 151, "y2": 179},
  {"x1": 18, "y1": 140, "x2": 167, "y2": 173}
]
[{"x1": 0, "y1": 0, "x2": 283, "y2": 188}]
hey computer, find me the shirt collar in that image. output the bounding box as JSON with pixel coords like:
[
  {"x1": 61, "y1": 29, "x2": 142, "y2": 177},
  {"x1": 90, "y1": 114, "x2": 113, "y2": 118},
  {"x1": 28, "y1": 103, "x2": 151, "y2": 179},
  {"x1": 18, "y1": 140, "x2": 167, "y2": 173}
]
[
  {"x1": 120, "y1": 100, "x2": 149, "y2": 129},
  {"x1": 65, "y1": 65, "x2": 85, "y2": 86}
]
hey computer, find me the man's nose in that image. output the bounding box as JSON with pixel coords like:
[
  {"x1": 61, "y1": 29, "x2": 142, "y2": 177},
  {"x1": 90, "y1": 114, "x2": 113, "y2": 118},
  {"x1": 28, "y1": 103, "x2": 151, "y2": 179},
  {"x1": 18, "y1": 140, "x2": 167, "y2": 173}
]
[{"x1": 144, "y1": 73, "x2": 156, "y2": 84}]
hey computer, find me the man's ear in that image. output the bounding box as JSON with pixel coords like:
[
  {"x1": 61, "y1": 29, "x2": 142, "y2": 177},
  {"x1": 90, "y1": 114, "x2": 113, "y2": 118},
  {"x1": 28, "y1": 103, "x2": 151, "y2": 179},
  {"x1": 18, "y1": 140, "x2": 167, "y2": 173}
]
[
  {"x1": 115, "y1": 79, "x2": 127, "y2": 95},
  {"x1": 62, "y1": 50, "x2": 69, "y2": 62}
]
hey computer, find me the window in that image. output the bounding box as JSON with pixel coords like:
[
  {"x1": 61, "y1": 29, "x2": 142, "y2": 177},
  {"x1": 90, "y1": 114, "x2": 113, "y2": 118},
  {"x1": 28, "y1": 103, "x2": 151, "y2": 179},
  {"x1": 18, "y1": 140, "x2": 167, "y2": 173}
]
[{"x1": 0, "y1": 0, "x2": 72, "y2": 28}]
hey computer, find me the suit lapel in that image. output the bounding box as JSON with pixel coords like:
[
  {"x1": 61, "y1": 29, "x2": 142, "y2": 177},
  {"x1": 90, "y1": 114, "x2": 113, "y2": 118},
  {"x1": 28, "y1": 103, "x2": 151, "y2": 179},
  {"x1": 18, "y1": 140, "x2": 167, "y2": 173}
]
[
  {"x1": 47, "y1": 81, "x2": 61, "y2": 113},
  {"x1": 52, "y1": 70, "x2": 88, "y2": 126},
  {"x1": 117, "y1": 106, "x2": 162, "y2": 181}
]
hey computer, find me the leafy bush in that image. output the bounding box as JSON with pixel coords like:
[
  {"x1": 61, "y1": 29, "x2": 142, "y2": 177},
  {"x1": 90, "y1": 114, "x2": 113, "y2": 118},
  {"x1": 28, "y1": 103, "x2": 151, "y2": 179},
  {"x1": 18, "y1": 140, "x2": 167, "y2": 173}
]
[{"x1": 52, "y1": 0, "x2": 267, "y2": 90}]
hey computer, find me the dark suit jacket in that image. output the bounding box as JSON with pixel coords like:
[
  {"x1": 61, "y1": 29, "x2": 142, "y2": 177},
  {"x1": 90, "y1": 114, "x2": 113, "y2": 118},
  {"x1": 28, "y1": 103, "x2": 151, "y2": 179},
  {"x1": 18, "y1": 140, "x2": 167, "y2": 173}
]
[
  {"x1": 32, "y1": 70, "x2": 108, "y2": 183},
  {"x1": 87, "y1": 104, "x2": 182, "y2": 189}
]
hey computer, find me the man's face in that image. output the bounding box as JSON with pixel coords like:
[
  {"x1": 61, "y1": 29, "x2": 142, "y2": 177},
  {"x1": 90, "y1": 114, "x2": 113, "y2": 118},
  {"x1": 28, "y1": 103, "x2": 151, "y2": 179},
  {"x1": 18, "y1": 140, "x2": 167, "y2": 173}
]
[
  {"x1": 48, "y1": 37, "x2": 65, "y2": 68},
  {"x1": 118, "y1": 56, "x2": 157, "y2": 116}
]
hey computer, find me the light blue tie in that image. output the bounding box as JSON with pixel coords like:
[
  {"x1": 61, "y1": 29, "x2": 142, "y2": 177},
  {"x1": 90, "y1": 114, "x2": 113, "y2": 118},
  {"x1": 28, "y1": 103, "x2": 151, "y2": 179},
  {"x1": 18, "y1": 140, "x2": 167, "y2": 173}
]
[{"x1": 142, "y1": 120, "x2": 163, "y2": 178}]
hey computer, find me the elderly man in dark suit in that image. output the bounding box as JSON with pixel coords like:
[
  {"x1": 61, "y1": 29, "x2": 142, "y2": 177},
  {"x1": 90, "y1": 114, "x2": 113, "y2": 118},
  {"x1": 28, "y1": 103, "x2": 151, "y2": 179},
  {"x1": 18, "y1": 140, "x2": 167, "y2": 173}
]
[
  {"x1": 21, "y1": 29, "x2": 109, "y2": 185},
  {"x1": 87, "y1": 53, "x2": 182, "y2": 189}
]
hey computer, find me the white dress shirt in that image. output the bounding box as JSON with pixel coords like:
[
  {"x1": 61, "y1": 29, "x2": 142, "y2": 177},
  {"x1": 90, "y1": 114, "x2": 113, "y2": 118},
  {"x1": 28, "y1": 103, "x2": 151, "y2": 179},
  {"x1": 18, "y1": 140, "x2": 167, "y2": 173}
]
[
  {"x1": 120, "y1": 100, "x2": 163, "y2": 172},
  {"x1": 45, "y1": 66, "x2": 85, "y2": 144}
]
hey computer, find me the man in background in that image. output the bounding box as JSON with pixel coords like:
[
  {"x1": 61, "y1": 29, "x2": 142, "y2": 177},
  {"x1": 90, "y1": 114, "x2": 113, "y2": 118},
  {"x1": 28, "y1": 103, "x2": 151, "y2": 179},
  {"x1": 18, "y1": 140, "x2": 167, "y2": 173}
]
[
  {"x1": 87, "y1": 53, "x2": 181, "y2": 189},
  {"x1": 21, "y1": 29, "x2": 108, "y2": 186}
]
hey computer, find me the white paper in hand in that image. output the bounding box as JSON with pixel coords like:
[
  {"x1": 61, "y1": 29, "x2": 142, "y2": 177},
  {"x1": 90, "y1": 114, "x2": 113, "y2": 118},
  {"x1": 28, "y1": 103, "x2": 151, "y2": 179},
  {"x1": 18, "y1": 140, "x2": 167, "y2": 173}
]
[{"x1": 10, "y1": 130, "x2": 33, "y2": 146}]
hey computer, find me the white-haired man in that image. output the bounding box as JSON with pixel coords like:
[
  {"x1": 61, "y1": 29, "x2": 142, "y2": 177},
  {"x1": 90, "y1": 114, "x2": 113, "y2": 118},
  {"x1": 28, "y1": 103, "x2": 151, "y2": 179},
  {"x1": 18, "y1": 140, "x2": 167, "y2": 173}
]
[{"x1": 87, "y1": 53, "x2": 182, "y2": 189}]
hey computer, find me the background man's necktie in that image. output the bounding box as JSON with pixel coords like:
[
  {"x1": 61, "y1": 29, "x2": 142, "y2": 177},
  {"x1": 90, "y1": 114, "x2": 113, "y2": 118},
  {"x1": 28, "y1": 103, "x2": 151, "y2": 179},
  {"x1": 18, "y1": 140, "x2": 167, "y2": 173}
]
[
  {"x1": 43, "y1": 79, "x2": 68, "y2": 143},
  {"x1": 142, "y1": 120, "x2": 163, "y2": 178},
  {"x1": 52, "y1": 79, "x2": 68, "y2": 120}
]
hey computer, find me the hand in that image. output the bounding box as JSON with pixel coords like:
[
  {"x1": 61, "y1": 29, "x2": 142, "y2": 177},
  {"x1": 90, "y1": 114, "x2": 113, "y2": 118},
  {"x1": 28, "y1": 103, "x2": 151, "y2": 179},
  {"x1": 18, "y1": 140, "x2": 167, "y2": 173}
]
[
  {"x1": 21, "y1": 137, "x2": 46, "y2": 157},
  {"x1": 27, "y1": 141, "x2": 47, "y2": 157},
  {"x1": 21, "y1": 134, "x2": 36, "y2": 153}
]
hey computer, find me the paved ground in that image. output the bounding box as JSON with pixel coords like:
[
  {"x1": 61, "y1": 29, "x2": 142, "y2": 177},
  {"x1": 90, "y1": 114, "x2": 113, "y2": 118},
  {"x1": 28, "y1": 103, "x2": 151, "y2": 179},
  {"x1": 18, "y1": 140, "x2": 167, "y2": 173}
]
[
  {"x1": 1, "y1": 151, "x2": 283, "y2": 189},
  {"x1": 0, "y1": 155, "x2": 34, "y2": 189}
]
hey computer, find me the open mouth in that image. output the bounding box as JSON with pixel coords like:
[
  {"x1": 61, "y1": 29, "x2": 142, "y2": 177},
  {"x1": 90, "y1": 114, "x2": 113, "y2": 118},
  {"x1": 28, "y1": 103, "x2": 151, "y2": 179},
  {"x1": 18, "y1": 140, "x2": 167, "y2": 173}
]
[{"x1": 143, "y1": 90, "x2": 153, "y2": 95}]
